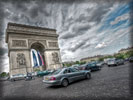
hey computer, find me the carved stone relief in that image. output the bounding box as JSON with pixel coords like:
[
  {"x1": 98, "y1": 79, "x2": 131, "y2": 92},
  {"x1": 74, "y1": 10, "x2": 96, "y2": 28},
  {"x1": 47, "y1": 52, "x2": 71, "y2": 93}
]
[
  {"x1": 52, "y1": 52, "x2": 59, "y2": 63},
  {"x1": 12, "y1": 40, "x2": 27, "y2": 47},
  {"x1": 16, "y1": 53, "x2": 26, "y2": 66},
  {"x1": 48, "y1": 42, "x2": 58, "y2": 47}
]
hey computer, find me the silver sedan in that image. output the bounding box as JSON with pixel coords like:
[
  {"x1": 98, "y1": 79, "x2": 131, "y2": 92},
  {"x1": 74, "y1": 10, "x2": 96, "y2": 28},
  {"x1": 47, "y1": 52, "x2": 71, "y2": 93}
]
[{"x1": 43, "y1": 67, "x2": 91, "y2": 87}]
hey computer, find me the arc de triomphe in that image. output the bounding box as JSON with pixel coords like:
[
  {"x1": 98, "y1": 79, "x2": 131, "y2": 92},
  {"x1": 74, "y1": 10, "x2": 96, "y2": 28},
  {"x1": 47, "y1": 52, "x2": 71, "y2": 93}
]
[{"x1": 5, "y1": 23, "x2": 62, "y2": 76}]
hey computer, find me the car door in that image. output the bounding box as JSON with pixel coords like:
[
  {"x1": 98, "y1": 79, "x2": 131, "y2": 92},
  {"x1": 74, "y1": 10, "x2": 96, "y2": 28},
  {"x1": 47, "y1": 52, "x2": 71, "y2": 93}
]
[
  {"x1": 69, "y1": 68, "x2": 84, "y2": 81},
  {"x1": 64, "y1": 68, "x2": 75, "y2": 83}
]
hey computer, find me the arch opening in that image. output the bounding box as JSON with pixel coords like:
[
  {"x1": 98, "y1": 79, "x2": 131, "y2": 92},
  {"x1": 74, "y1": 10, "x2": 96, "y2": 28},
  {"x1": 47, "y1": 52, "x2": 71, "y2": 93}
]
[{"x1": 30, "y1": 42, "x2": 46, "y2": 71}]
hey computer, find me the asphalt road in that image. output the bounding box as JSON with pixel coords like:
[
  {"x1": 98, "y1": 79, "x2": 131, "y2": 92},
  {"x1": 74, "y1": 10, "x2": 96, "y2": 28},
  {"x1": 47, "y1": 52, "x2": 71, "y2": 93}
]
[{"x1": 1, "y1": 62, "x2": 133, "y2": 100}]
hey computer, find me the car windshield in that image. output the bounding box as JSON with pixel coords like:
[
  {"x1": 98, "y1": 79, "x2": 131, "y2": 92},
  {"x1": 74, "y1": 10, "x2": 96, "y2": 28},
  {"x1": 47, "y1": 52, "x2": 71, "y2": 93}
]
[
  {"x1": 108, "y1": 60, "x2": 115, "y2": 62},
  {"x1": 81, "y1": 64, "x2": 87, "y2": 66},
  {"x1": 50, "y1": 69, "x2": 62, "y2": 75}
]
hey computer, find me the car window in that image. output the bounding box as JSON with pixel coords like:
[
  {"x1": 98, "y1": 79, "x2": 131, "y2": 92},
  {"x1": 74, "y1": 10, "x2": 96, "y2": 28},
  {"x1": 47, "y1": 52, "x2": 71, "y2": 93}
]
[
  {"x1": 50, "y1": 69, "x2": 62, "y2": 75},
  {"x1": 63, "y1": 69, "x2": 68, "y2": 74},
  {"x1": 69, "y1": 68, "x2": 79, "y2": 72}
]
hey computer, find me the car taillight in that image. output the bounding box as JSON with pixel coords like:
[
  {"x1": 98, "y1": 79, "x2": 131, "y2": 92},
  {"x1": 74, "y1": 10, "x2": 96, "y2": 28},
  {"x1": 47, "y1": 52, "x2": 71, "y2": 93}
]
[{"x1": 50, "y1": 77, "x2": 56, "y2": 80}]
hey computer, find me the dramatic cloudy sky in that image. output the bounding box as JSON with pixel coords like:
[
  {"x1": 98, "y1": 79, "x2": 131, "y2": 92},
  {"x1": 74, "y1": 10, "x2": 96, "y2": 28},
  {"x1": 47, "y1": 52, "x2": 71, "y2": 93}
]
[{"x1": 0, "y1": 0, "x2": 132, "y2": 72}]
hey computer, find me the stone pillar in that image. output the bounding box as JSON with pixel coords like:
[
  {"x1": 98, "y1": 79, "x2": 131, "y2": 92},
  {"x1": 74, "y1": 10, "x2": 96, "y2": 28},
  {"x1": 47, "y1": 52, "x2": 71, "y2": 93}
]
[
  {"x1": 45, "y1": 50, "x2": 62, "y2": 70},
  {"x1": 9, "y1": 50, "x2": 33, "y2": 76}
]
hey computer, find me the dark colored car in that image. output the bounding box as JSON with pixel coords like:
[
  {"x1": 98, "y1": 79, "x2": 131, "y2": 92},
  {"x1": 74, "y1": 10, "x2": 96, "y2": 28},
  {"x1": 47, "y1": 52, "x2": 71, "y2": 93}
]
[
  {"x1": 87, "y1": 61, "x2": 102, "y2": 71},
  {"x1": 37, "y1": 70, "x2": 52, "y2": 77},
  {"x1": 76, "y1": 64, "x2": 90, "y2": 70},
  {"x1": 129, "y1": 56, "x2": 133, "y2": 62},
  {"x1": 43, "y1": 67, "x2": 91, "y2": 87},
  {"x1": 115, "y1": 59, "x2": 124, "y2": 65},
  {"x1": 25, "y1": 73, "x2": 35, "y2": 81}
]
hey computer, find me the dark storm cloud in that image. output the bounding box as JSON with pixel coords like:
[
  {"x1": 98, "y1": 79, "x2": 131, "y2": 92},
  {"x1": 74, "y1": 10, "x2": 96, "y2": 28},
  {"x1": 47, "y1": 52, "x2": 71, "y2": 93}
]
[
  {"x1": 0, "y1": 1, "x2": 5, "y2": 36},
  {"x1": 88, "y1": 3, "x2": 114, "y2": 24},
  {"x1": 68, "y1": 37, "x2": 92, "y2": 52}
]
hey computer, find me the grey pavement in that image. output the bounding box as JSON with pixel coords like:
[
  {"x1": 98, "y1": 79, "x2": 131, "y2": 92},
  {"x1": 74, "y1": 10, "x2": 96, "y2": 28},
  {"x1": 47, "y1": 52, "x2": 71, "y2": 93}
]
[{"x1": 0, "y1": 62, "x2": 133, "y2": 100}]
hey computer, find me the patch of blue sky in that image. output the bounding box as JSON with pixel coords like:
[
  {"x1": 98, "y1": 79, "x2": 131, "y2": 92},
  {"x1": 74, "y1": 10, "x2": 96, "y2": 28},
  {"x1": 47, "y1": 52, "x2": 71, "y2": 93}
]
[
  {"x1": 112, "y1": 20, "x2": 132, "y2": 33},
  {"x1": 106, "y1": 3, "x2": 130, "y2": 23},
  {"x1": 110, "y1": 20, "x2": 128, "y2": 29},
  {"x1": 98, "y1": 3, "x2": 130, "y2": 32}
]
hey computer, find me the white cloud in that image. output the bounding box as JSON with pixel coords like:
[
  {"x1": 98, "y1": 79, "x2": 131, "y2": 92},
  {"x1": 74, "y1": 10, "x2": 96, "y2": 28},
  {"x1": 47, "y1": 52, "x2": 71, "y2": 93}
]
[
  {"x1": 110, "y1": 13, "x2": 130, "y2": 25},
  {"x1": 95, "y1": 42, "x2": 107, "y2": 48}
]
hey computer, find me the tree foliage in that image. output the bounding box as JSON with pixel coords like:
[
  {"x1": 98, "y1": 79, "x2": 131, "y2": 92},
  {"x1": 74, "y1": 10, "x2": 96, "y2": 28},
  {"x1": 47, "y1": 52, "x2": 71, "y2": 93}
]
[{"x1": 0, "y1": 72, "x2": 8, "y2": 77}]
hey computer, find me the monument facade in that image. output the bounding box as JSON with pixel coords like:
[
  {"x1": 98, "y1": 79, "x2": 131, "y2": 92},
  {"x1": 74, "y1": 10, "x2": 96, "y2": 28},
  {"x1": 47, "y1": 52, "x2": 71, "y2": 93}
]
[{"x1": 5, "y1": 23, "x2": 62, "y2": 76}]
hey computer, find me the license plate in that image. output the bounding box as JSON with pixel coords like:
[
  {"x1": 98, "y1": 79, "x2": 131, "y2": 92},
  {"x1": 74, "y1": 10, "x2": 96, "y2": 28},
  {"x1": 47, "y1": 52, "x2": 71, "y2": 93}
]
[{"x1": 45, "y1": 77, "x2": 49, "y2": 80}]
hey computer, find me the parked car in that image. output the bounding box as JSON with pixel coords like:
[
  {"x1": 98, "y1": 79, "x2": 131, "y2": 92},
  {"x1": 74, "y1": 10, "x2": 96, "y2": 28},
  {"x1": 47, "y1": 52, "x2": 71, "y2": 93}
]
[
  {"x1": 87, "y1": 61, "x2": 102, "y2": 71},
  {"x1": 115, "y1": 59, "x2": 124, "y2": 65},
  {"x1": 107, "y1": 58, "x2": 124, "y2": 66},
  {"x1": 96, "y1": 61, "x2": 104, "y2": 67},
  {"x1": 107, "y1": 59, "x2": 117, "y2": 66},
  {"x1": 10, "y1": 74, "x2": 26, "y2": 81},
  {"x1": 76, "y1": 64, "x2": 90, "y2": 70},
  {"x1": 31, "y1": 72, "x2": 37, "y2": 77},
  {"x1": 25, "y1": 72, "x2": 35, "y2": 81},
  {"x1": 37, "y1": 70, "x2": 51, "y2": 77},
  {"x1": 0, "y1": 76, "x2": 9, "y2": 81},
  {"x1": 129, "y1": 56, "x2": 133, "y2": 62},
  {"x1": 43, "y1": 67, "x2": 91, "y2": 87}
]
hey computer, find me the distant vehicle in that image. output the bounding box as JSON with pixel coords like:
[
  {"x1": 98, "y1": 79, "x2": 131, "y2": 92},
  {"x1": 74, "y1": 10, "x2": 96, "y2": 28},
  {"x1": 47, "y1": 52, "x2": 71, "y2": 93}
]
[
  {"x1": 107, "y1": 58, "x2": 117, "y2": 66},
  {"x1": 10, "y1": 74, "x2": 26, "y2": 81},
  {"x1": 115, "y1": 59, "x2": 124, "y2": 65},
  {"x1": 77, "y1": 61, "x2": 101, "y2": 71},
  {"x1": 96, "y1": 61, "x2": 104, "y2": 67},
  {"x1": 25, "y1": 73, "x2": 35, "y2": 81},
  {"x1": 87, "y1": 61, "x2": 102, "y2": 71},
  {"x1": 124, "y1": 58, "x2": 129, "y2": 61},
  {"x1": 107, "y1": 58, "x2": 124, "y2": 66},
  {"x1": 31, "y1": 72, "x2": 37, "y2": 77},
  {"x1": 43, "y1": 67, "x2": 91, "y2": 87},
  {"x1": 76, "y1": 64, "x2": 90, "y2": 70},
  {"x1": 129, "y1": 56, "x2": 133, "y2": 62},
  {"x1": 37, "y1": 70, "x2": 51, "y2": 77},
  {"x1": 0, "y1": 76, "x2": 9, "y2": 81},
  {"x1": 71, "y1": 64, "x2": 80, "y2": 67}
]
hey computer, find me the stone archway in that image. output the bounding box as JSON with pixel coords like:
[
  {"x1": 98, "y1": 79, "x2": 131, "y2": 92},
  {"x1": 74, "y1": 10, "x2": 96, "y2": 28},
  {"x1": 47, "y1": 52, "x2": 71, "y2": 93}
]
[
  {"x1": 30, "y1": 42, "x2": 46, "y2": 71},
  {"x1": 6, "y1": 23, "x2": 63, "y2": 76}
]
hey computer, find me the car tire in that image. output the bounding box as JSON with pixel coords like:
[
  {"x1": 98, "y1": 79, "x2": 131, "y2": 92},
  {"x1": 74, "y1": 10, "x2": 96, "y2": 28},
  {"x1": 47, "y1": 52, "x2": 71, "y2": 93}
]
[
  {"x1": 86, "y1": 73, "x2": 91, "y2": 79},
  {"x1": 61, "y1": 79, "x2": 69, "y2": 87}
]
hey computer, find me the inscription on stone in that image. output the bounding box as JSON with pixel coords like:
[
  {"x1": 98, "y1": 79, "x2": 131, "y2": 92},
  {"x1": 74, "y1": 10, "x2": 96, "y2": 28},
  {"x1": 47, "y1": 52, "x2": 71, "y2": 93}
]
[
  {"x1": 16, "y1": 53, "x2": 26, "y2": 66},
  {"x1": 12, "y1": 40, "x2": 27, "y2": 47},
  {"x1": 52, "y1": 52, "x2": 59, "y2": 63},
  {"x1": 49, "y1": 42, "x2": 58, "y2": 47}
]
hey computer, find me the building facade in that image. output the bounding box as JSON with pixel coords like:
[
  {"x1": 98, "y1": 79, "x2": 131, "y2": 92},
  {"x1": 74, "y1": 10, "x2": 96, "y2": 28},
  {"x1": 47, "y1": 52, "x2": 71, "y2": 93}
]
[{"x1": 6, "y1": 23, "x2": 62, "y2": 76}]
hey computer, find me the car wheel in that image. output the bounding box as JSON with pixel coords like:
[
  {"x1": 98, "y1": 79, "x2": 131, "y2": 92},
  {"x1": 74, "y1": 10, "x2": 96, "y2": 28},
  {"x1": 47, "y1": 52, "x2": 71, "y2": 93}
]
[
  {"x1": 86, "y1": 73, "x2": 91, "y2": 79},
  {"x1": 62, "y1": 79, "x2": 69, "y2": 87}
]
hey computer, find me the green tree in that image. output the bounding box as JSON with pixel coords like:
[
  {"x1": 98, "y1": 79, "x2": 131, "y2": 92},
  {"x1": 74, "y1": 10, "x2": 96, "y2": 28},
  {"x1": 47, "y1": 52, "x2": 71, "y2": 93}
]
[
  {"x1": 80, "y1": 61, "x2": 86, "y2": 65},
  {"x1": 98, "y1": 57, "x2": 104, "y2": 61},
  {"x1": 114, "y1": 53, "x2": 125, "y2": 59},
  {"x1": 75, "y1": 61, "x2": 80, "y2": 64},
  {"x1": 0, "y1": 72, "x2": 8, "y2": 77}
]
